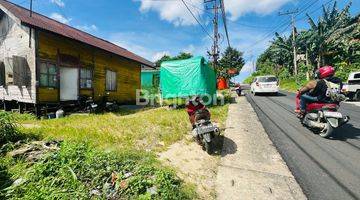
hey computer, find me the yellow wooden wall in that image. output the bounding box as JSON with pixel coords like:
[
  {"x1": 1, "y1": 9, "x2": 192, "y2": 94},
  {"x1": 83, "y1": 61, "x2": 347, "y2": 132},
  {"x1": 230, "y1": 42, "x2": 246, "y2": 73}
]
[{"x1": 37, "y1": 31, "x2": 141, "y2": 104}]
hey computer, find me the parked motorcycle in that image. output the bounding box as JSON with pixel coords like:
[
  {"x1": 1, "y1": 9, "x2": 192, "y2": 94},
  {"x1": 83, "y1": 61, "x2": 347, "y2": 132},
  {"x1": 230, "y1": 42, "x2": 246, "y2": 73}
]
[
  {"x1": 296, "y1": 93, "x2": 350, "y2": 138},
  {"x1": 95, "y1": 93, "x2": 119, "y2": 113},
  {"x1": 186, "y1": 99, "x2": 220, "y2": 154},
  {"x1": 78, "y1": 95, "x2": 98, "y2": 113}
]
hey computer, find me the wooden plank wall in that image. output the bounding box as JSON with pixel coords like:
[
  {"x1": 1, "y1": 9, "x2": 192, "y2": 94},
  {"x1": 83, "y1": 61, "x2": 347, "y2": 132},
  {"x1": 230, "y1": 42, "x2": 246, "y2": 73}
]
[
  {"x1": 37, "y1": 31, "x2": 141, "y2": 104},
  {"x1": 0, "y1": 9, "x2": 36, "y2": 104}
]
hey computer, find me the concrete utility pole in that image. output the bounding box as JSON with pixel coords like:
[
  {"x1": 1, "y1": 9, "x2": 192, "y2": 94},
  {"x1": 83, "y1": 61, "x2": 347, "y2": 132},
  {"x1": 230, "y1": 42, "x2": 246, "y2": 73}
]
[
  {"x1": 29, "y1": 0, "x2": 33, "y2": 48},
  {"x1": 279, "y1": 9, "x2": 299, "y2": 75},
  {"x1": 205, "y1": 0, "x2": 220, "y2": 69},
  {"x1": 30, "y1": 0, "x2": 33, "y2": 17}
]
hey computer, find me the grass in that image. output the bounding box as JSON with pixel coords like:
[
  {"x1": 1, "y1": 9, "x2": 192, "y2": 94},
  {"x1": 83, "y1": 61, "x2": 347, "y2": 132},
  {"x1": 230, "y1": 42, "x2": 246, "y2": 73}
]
[
  {"x1": 280, "y1": 79, "x2": 300, "y2": 92},
  {"x1": 20, "y1": 105, "x2": 228, "y2": 153},
  {"x1": 243, "y1": 74, "x2": 302, "y2": 93},
  {"x1": 0, "y1": 142, "x2": 197, "y2": 199},
  {"x1": 1, "y1": 98, "x2": 229, "y2": 199}
]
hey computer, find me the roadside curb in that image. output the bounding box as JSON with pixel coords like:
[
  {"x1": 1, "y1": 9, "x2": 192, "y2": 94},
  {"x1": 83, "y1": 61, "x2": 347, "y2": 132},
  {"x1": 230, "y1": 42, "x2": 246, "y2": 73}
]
[{"x1": 215, "y1": 96, "x2": 306, "y2": 200}]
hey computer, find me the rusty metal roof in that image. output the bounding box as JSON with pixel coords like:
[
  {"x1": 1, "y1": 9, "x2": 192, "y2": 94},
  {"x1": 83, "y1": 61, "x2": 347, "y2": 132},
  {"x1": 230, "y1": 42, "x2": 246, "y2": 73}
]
[{"x1": 0, "y1": 0, "x2": 154, "y2": 67}]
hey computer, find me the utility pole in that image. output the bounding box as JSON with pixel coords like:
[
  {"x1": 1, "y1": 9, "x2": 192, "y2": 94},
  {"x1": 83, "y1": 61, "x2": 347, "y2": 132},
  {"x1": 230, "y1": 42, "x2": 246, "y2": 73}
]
[
  {"x1": 279, "y1": 9, "x2": 298, "y2": 75},
  {"x1": 205, "y1": 0, "x2": 220, "y2": 69},
  {"x1": 29, "y1": 0, "x2": 33, "y2": 48},
  {"x1": 30, "y1": 0, "x2": 33, "y2": 17}
]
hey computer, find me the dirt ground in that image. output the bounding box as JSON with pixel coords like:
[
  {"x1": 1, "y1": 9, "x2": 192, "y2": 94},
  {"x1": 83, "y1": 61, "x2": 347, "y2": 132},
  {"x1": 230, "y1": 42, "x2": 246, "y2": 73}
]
[{"x1": 158, "y1": 135, "x2": 223, "y2": 199}]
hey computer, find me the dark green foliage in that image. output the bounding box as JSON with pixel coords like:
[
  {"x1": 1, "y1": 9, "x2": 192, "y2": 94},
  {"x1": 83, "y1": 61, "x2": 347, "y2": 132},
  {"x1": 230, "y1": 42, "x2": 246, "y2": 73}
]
[
  {"x1": 2, "y1": 142, "x2": 194, "y2": 200},
  {"x1": 155, "y1": 52, "x2": 193, "y2": 68},
  {"x1": 0, "y1": 159, "x2": 12, "y2": 199},
  {"x1": 0, "y1": 112, "x2": 20, "y2": 145},
  {"x1": 218, "y1": 47, "x2": 245, "y2": 78},
  {"x1": 249, "y1": 1, "x2": 359, "y2": 89},
  {"x1": 334, "y1": 62, "x2": 360, "y2": 81}
]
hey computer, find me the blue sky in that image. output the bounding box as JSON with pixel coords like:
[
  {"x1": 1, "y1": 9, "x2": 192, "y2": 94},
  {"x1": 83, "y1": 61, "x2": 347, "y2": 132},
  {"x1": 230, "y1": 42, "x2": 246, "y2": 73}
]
[{"x1": 10, "y1": 0, "x2": 360, "y2": 82}]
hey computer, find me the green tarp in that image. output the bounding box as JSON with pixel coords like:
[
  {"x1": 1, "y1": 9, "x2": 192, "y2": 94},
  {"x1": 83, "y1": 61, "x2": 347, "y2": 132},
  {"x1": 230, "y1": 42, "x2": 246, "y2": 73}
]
[
  {"x1": 141, "y1": 70, "x2": 160, "y2": 88},
  {"x1": 160, "y1": 56, "x2": 216, "y2": 99}
]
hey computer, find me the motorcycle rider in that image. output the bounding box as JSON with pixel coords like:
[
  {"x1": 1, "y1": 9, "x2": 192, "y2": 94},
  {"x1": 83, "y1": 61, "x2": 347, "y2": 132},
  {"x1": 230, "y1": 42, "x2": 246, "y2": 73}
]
[
  {"x1": 235, "y1": 83, "x2": 242, "y2": 96},
  {"x1": 295, "y1": 66, "x2": 342, "y2": 116}
]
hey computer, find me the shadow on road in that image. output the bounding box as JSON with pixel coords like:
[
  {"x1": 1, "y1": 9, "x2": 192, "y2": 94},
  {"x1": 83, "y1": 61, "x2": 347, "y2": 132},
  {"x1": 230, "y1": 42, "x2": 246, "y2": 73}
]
[
  {"x1": 212, "y1": 135, "x2": 237, "y2": 156},
  {"x1": 330, "y1": 123, "x2": 360, "y2": 141}
]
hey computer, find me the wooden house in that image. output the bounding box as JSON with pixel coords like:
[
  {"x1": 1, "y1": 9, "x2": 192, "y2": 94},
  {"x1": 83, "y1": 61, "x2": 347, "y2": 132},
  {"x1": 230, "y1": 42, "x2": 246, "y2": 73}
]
[{"x1": 0, "y1": 0, "x2": 154, "y2": 114}]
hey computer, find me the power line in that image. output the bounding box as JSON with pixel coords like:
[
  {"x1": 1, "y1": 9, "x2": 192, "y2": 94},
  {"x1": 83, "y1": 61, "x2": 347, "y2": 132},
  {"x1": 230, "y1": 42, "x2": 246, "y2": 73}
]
[
  {"x1": 204, "y1": 0, "x2": 221, "y2": 67},
  {"x1": 279, "y1": 9, "x2": 299, "y2": 75},
  {"x1": 220, "y1": 0, "x2": 230, "y2": 47},
  {"x1": 243, "y1": 0, "x2": 322, "y2": 53},
  {"x1": 180, "y1": 0, "x2": 214, "y2": 40},
  {"x1": 297, "y1": 0, "x2": 335, "y2": 21},
  {"x1": 185, "y1": 0, "x2": 212, "y2": 29}
]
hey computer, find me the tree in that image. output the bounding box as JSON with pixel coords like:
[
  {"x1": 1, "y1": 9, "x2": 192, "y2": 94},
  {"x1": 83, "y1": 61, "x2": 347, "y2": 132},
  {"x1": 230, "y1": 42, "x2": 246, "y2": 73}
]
[
  {"x1": 155, "y1": 55, "x2": 172, "y2": 68},
  {"x1": 173, "y1": 52, "x2": 193, "y2": 60},
  {"x1": 254, "y1": 0, "x2": 359, "y2": 81},
  {"x1": 154, "y1": 52, "x2": 193, "y2": 68},
  {"x1": 306, "y1": 1, "x2": 353, "y2": 67},
  {"x1": 218, "y1": 47, "x2": 245, "y2": 78}
]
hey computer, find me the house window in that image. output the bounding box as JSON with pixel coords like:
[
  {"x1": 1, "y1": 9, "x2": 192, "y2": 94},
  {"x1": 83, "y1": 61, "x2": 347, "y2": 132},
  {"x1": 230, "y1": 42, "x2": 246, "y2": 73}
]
[
  {"x1": 40, "y1": 62, "x2": 57, "y2": 87},
  {"x1": 106, "y1": 70, "x2": 116, "y2": 91},
  {"x1": 80, "y1": 68, "x2": 93, "y2": 89}
]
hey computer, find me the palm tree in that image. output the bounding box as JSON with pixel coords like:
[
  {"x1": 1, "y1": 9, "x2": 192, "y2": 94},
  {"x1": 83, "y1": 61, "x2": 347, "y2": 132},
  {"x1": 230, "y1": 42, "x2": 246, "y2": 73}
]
[
  {"x1": 306, "y1": 2, "x2": 353, "y2": 67},
  {"x1": 269, "y1": 33, "x2": 294, "y2": 73}
]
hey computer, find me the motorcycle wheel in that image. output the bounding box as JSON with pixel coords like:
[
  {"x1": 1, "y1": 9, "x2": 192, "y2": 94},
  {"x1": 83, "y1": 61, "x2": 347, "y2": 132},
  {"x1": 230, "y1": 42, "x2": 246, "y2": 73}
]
[
  {"x1": 354, "y1": 90, "x2": 360, "y2": 101},
  {"x1": 319, "y1": 122, "x2": 334, "y2": 138},
  {"x1": 204, "y1": 141, "x2": 214, "y2": 154}
]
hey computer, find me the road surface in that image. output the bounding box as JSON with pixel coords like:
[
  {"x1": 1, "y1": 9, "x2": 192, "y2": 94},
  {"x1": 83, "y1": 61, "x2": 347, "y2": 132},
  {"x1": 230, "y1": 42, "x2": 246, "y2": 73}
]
[{"x1": 246, "y1": 91, "x2": 360, "y2": 200}]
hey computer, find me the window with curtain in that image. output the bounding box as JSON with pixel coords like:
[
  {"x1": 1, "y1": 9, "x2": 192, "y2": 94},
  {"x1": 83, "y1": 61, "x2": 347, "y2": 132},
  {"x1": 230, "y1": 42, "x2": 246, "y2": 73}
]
[
  {"x1": 39, "y1": 62, "x2": 57, "y2": 87},
  {"x1": 106, "y1": 70, "x2": 116, "y2": 91},
  {"x1": 80, "y1": 68, "x2": 93, "y2": 89}
]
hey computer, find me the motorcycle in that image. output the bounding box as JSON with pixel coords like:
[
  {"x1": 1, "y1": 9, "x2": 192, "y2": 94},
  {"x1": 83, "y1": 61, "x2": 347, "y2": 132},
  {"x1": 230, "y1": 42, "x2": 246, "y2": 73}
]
[
  {"x1": 296, "y1": 93, "x2": 350, "y2": 138},
  {"x1": 188, "y1": 107, "x2": 220, "y2": 154},
  {"x1": 78, "y1": 95, "x2": 98, "y2": 113},
  {"x1": 235, "y1": 85, "x2": 242, "y2": 97}
]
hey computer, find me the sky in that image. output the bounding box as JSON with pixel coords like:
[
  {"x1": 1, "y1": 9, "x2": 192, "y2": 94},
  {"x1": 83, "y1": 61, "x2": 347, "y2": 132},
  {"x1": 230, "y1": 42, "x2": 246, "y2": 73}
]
[{"x1": 9, "y1": 0, "x2": 360, "y2": 82}]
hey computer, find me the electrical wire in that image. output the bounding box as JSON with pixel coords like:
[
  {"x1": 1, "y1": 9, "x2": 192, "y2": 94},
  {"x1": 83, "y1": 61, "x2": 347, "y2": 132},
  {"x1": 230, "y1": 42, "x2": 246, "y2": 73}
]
[
  {"x1": 220, "y1": 0, "x2": 230, "y2": 47},
  {"x1": 180, "y1": 0, "x2": 214, "y2": 40},
  {"x1": 244, "y1": 0, "x2": 324, "y2": 53},
  {"x1": 297, "y1": 0, "x2": 335, "y2": 22}
]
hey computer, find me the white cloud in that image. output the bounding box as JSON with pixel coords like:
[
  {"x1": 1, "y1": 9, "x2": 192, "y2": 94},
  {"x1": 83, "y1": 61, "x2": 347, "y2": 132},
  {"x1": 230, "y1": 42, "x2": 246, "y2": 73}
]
[
  {"x1": 224, "y1": 0, "x2": 294, "y2": 20},
  {"x1": 136, "y1": 0, "x2": 293, "y2": 26},
  {"x1": 136, "y1": 0, "x2": 203, "y2": 26},
  {"x1": 50, "y1": 0, "x2": 65, "y2": 7},
  {"x1": 183, "y1": 44, "x2": 195, "y2": 54},
  {"x1": 240, "y1": 61, "x2": 256, "y2": 73},
  {"x1": 152, "y1": 51, "x2": 171, "y2": 62},
  {"x1": 50, "y1": 12, "x2": 71, "y2": 24},
  {"x1": 76, "y1": 24, "x2": 98, "y2": 32},
  {"x1": 108, "y1": 31, "x2": 205, "y2": 62},
  {"x1": 109, "y1": 32, "x2": 154, "y2": 61}
]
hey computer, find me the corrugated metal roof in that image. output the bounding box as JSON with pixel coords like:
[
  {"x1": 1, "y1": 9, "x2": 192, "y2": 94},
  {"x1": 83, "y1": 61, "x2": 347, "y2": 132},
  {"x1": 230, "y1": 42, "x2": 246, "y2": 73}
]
[{"x1": 0, "y1": 0, "x2": 154, "y2": 67}]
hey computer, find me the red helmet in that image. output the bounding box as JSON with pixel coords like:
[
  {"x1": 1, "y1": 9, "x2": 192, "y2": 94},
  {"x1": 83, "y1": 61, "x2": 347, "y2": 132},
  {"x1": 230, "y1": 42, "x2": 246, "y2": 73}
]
[{"x1": 316, "y1": 66, "x2": 335, "y2": 79}]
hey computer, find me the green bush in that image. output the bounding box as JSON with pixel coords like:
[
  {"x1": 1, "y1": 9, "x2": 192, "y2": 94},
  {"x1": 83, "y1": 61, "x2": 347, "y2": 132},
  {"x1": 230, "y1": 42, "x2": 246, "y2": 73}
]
[
  {"x1": 334, "y1": 62, "x2": 360, "y2": 81},
  {"x1": 0, "y1": 112, "x2": 20, "y2": 145},
  {"x1": 3, "y1": 142, "x2": 194, "y2": 200}
]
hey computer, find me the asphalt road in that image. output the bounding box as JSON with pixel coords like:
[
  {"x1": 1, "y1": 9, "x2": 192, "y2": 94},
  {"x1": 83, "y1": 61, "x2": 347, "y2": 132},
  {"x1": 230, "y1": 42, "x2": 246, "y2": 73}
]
[{"x1": 246, "y1": 91, "x2": 360, "y2": 200}]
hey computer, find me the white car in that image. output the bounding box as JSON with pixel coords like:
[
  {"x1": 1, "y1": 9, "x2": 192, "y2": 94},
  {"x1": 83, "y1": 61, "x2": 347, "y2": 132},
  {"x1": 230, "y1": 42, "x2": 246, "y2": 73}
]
[
  {"x1": 250, "y1": 76, "x2": 279, "y2": 95},
  {"x1": 342, "y1": 71, "x2": 360, "y2": 101}
]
